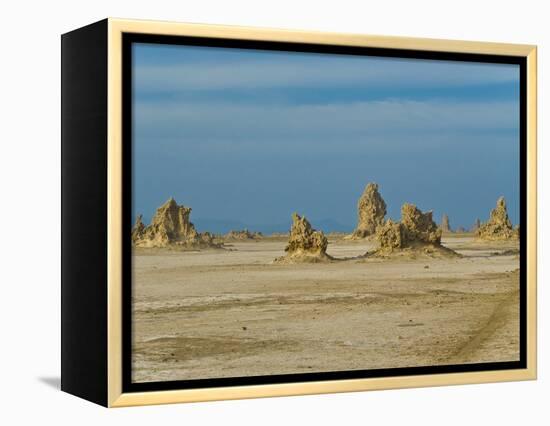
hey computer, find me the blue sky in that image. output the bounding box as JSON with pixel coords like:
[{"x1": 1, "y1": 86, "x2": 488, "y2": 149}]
[{"x1": 132, "y1": 43, "x2": 520, "y2": 234}]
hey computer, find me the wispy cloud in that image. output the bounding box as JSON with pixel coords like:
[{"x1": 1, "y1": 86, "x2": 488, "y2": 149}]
[
  {"x1": 132, "y1": 43, "x2": 520, "y2": 229},
  {"x1": 134, "y1": 99, "x2": 519, "y2": 149},
  {"x1": 134, "y1": 49, "x2": 519, "y2": 93}
]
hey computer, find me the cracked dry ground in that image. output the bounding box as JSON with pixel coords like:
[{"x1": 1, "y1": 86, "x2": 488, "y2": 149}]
[{"x1": 131, "y1": 236, "x2": 520, "y2": 383}]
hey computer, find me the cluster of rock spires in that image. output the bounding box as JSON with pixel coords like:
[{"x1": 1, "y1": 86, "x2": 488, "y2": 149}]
[
  {"x1": 275, "y1": 182, "x2": 459, "y2": 260},
  {"x1": 372, "y1": 203, "x2": 457, "y2": 257},
  {"x1": 132, "y1": 198, "x2": 218, "y2": 248},
  {"x1": 224, "y1": 229, "x2": 263, "y2": 241},
  {"x1": 351, "y1": 183, "x2": 387, "y2": 239},
  {"x1": 344, "y1": 182, "x2": 517, "y2": 244},
  {"x1": 436, "y1": 201, "x2": 518, "y2": 240},
  {"x1": 346, "y1": 182, "x2": 455, "y2": 256},
  {"x1": 133, "y1": 188, "x2": 518, "y2": 257},
  {"x1": 274, "y1": 213, "x2": 332, "y2": 263},
  {"x1": 476, "y1": 197, "x2": 518, "y2": 240}
]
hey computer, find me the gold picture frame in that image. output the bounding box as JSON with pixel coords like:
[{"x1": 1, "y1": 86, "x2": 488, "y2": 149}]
[{"x1": 61, "y1": 18, "x2": 537, "y2": 407}]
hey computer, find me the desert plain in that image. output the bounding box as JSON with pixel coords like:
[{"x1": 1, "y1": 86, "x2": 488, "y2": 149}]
[{"x1": 132, "y1": 233, "x2": 520, "y2": 383}]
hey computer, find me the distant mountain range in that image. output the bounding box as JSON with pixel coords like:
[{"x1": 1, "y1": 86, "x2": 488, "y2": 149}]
[{"x1": 193, "y1": 217, "x2": 353, "y2": 235}]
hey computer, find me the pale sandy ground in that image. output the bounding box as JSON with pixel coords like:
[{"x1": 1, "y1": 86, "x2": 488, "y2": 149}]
[{"x1": 132, "y1": 235, "x2": 520, "y2": 383}]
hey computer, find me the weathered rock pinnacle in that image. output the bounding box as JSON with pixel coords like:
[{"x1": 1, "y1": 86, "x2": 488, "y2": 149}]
[
  {"x1": 440, "y1": 214, "x2": 452, "y2": 233},
  {"x1": 132, "y1": 198, "x2": 217, "y2": 248},
  {"x1": 275, "y1": 213, "x2": 332, "y2": 263},
  {"x1": 477, "y1": 196, "x2": 517, "y2": 240},
  {"x1": 131, "y1": 214, "x2": 146, "y2": 243},
  {"x1": 351, "y1": 183, "x2": 387, "y2": 239},
  {"x1": 400, "y1": 203, "x2": 442, "y2": 246}
]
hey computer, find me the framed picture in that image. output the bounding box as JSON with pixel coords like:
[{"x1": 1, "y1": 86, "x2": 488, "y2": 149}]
[{"x1": 61, "y1": 18, "x2": 537, "y2": 407}]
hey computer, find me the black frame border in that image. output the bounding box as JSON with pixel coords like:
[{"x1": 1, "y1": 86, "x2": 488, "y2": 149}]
[{"x1": 122, "y1": 33, "x2": 528, "y2": 393}]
